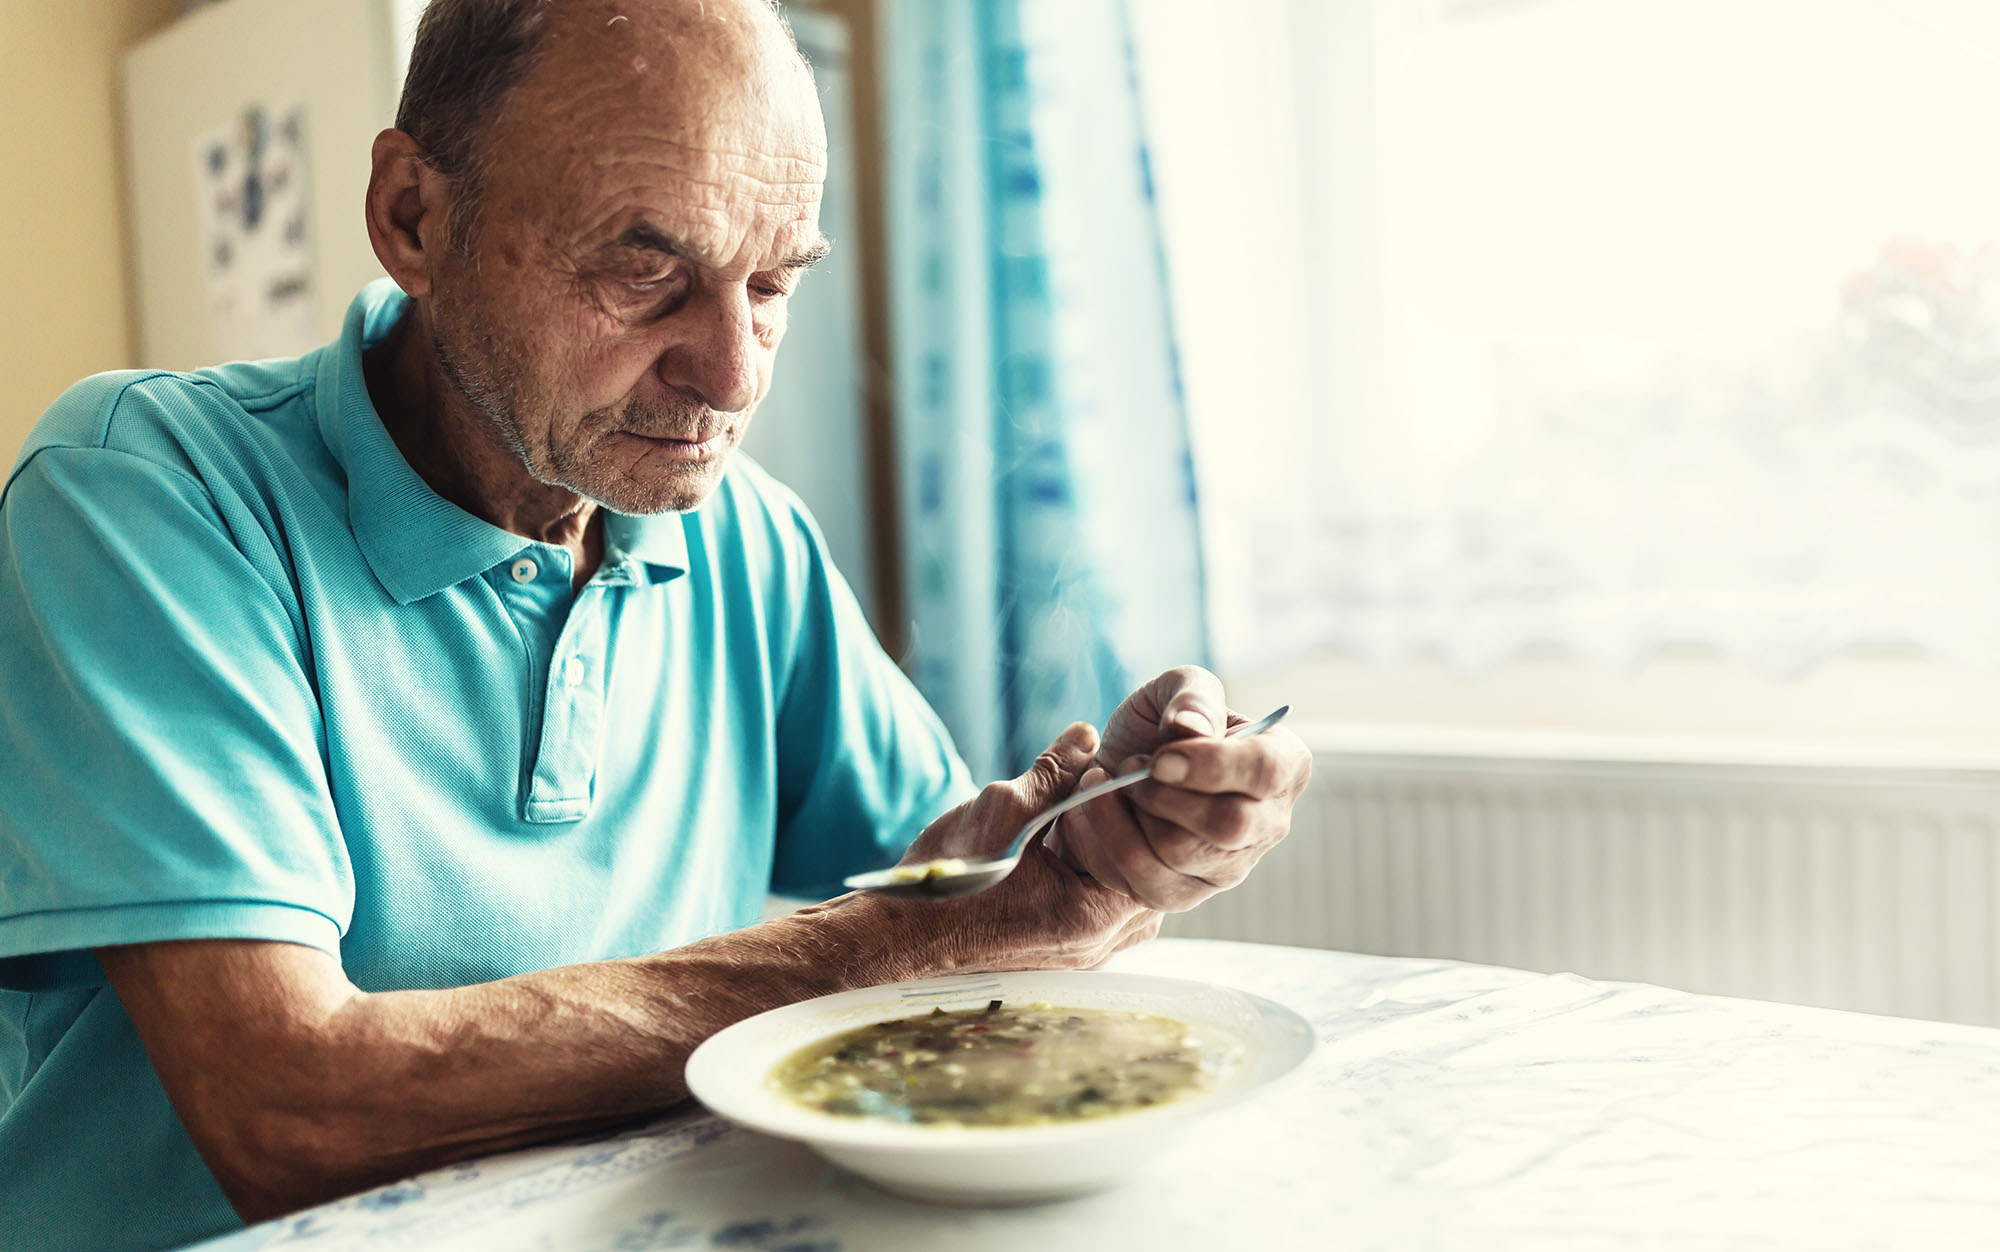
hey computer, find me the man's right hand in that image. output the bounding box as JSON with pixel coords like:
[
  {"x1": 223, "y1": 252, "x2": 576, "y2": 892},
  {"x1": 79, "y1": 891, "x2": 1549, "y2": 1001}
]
[{"x1": 869, "y1": 721, "x2": 1164, "y2": 975}]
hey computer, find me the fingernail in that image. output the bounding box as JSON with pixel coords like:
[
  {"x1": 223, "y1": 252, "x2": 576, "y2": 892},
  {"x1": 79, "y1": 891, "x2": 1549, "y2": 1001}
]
[
  {"x1": 1171, "y1": 710, "x2": 1215, "y2": 737},
  {"x1": 1153, "y1": 753, "x2": 1189, "y2": 784}
]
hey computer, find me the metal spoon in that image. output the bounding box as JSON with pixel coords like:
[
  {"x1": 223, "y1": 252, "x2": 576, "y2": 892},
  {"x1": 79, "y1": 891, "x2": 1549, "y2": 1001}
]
[{"x1": 844, "y1": 704, "x2": 1292, "y2": 900}]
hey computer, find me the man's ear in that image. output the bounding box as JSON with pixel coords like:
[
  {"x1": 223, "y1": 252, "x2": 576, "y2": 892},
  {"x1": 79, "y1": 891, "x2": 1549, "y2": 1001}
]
[{"x1": 364, "y1": 128, "x2": 450, "y2": 298}]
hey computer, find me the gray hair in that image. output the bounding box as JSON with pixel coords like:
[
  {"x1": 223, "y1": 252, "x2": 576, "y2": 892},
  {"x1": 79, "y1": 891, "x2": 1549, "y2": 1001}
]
[
  {"x1": 396, "y1": 0, "x2": 558, "y2": 253},
  {"x1": 395, "y1": 0, "x2": 793, "y2": 255}
]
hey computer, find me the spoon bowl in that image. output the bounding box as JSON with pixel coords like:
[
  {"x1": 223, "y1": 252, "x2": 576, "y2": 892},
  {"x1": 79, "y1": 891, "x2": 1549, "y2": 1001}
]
[{"x1": 850, "y1": 863, "x2": 1015, "y2": 900}]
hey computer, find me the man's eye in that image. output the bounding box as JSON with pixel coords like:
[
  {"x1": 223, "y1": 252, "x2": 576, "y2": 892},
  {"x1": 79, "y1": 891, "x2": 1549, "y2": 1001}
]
[{"x1": 604, "y1": 274, "x2": 690, "y2": 322}]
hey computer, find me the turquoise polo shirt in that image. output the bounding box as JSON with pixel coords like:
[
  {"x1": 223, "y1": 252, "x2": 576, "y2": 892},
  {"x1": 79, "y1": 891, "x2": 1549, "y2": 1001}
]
[{"x1": 0, "y1": 281, "x2": 972, "y2": 1252}]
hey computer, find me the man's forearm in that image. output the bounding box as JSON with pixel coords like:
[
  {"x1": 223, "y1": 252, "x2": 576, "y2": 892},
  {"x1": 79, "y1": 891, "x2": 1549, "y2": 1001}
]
[
  {"x1": 102, "y1": 891, "x2": 955, "y2": 1222},
  {"x1": 105, "y1": 761, "x2": 1155, "y2": 1224}
]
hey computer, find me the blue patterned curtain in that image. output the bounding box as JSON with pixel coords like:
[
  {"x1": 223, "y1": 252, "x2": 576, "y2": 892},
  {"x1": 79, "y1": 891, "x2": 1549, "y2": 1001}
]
[{"x1": 881, "y1": 0, "x2": 1207, "y2": 779}]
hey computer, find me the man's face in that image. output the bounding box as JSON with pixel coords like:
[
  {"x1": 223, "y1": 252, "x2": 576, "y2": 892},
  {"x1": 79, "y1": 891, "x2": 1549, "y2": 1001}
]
[{"x1": 421, "y1": 0, "x2": 829, "y2": 514}]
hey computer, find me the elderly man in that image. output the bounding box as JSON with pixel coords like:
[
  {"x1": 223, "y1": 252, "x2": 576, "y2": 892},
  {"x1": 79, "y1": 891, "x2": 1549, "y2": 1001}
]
[{"x1": 0, "y1": 2, "x2": 1308, "y2": 1250}]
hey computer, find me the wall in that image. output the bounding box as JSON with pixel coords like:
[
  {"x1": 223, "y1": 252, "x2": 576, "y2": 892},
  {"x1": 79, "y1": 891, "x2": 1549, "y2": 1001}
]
[
  {"x1": 0, "y1": 0, "x2": 181, "y2": 466},
  {"x1": 1166, "y1": 740, "x2": 2000, "y2": 1025}
]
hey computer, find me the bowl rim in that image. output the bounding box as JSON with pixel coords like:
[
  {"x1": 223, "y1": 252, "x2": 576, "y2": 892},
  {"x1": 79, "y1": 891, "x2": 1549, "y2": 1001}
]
[{"x1": 685, "y1": 968, "x2": 1316, "y2": 1151}]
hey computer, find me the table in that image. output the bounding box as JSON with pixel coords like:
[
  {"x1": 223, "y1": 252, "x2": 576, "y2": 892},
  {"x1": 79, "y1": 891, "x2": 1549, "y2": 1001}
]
[{"x1": 182, "y1": 939, "x2": 2000, "y2": 1251}]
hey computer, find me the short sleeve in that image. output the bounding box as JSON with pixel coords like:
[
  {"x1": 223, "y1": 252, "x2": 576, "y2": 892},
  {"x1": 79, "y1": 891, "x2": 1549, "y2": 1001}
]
[
  {"x1": 768, "y1": 501, "x2": 975, "y2": 898},
  {"x1": 0, "y1": 432, "x2": 351, "y2": 991}
]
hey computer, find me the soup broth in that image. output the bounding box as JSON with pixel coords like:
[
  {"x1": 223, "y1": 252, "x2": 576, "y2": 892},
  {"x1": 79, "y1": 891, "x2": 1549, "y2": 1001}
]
[{"x1": 771, "y1": 1000, "x2": 1225, "y2": 1127}]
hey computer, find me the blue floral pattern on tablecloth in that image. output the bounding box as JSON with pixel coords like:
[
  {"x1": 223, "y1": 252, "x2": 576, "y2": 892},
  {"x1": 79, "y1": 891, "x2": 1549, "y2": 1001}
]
[{"x1": 178, "y1": 1116, "x2": 823, "y2": 1252}]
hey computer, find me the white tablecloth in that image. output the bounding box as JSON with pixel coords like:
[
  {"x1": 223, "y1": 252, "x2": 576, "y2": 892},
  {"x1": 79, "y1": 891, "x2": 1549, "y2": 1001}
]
[{"x1": 183, "y1": 939, "x2": 2000, "y2": 1251}]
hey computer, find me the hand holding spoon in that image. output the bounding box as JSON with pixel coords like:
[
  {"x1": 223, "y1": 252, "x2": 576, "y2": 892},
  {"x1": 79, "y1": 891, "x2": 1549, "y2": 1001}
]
[{"x1": 844, "y1": 704, "x2": 1292, "y2": 900}]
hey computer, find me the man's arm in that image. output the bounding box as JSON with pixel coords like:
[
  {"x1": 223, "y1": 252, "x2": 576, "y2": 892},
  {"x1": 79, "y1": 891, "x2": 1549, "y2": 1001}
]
[{"x1": 100, "y1": 724, "x2": 1154, "y2": 1224}]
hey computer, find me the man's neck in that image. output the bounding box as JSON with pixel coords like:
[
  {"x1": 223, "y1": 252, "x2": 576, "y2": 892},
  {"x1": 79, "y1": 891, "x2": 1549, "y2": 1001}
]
[{"x1": 363, "y1": 308, "x2": 603, "y2": 589}]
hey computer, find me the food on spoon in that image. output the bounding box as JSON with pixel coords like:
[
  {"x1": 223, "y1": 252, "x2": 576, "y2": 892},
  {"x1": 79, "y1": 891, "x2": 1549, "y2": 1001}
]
[
  {"x1": 770, "y1": 1000, "x2": 1229, "y2": 1126},
  {"x1": 884, "y1": 857, "x2": 969, "y2": 883}
]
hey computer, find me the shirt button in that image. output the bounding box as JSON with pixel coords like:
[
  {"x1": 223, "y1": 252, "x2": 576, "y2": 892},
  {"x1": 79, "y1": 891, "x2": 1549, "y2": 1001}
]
[
  {"x1": 509, "y1": 557, "x2": 538, "y2": 584},
  {"x1": 563, "y1": 656, "x2": 586, "y2": 686}
]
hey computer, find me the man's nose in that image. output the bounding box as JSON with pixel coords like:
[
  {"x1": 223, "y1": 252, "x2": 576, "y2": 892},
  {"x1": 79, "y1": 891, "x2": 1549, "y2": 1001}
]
[{"x1": 658, "y1": 285, "x2": 761, "y2": 414}]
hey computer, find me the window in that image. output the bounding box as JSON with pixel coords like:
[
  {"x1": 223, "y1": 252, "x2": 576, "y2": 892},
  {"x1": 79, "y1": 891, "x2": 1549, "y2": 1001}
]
[{"x1": 1133, "y1": 0, "x2": 2000, "y2": 747}]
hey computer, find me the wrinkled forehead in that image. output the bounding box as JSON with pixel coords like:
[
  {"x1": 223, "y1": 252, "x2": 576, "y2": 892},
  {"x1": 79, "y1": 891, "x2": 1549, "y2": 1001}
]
[
  {"x1": 538, "y1": 1, "x2": 820, "y2": 129},
  {"x1": 491, "y1": 0, "x2": 828, "y2": 260}
]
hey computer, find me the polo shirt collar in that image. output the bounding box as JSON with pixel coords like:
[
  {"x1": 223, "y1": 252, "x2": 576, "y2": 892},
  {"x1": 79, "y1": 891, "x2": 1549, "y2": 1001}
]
[
  {"x1": 602, "y1": 510, "x2": 691, "y2": 586},
  {"x1": 317, "y1": 282, "x2": 690, "y2": 603}
]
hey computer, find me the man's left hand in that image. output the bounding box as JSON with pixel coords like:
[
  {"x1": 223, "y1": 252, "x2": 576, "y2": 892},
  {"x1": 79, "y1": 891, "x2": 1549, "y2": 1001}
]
[{"x1": 1051, "y1": 665, "x2": 1312, "y2": 911}]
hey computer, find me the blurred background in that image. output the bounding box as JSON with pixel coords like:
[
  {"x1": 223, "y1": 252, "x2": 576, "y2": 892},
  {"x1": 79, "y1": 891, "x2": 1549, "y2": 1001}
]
[{"x1": 6, "y1": 0, "x2": 1999, "y2": 1023}]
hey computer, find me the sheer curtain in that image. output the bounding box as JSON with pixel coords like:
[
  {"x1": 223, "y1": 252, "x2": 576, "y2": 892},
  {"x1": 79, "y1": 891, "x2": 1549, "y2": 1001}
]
[
  {"x1": 1132, "y1": 0, "x2": 2000, "y2": 679},
  {"x1": 880, "y1": 0, "x2": 1206, "y2": 778}
]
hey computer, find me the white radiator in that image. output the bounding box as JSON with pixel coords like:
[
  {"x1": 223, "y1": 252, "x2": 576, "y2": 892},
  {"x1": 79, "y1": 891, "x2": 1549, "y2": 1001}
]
[{"x1": 1163, "y1": 733, "x2": 2000, "y2": 1027}]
